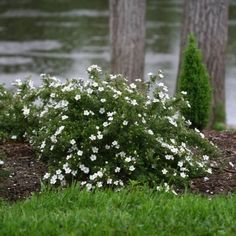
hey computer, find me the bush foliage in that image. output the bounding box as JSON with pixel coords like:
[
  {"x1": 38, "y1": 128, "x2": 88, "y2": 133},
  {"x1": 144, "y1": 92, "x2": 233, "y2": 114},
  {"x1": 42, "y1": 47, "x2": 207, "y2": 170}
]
[
  {"x1": 0, "y1": 66, "x2": 217, "y2": 192},
  {"x1": 178, "y1": 34, "x2": 212, "y2": 130}
]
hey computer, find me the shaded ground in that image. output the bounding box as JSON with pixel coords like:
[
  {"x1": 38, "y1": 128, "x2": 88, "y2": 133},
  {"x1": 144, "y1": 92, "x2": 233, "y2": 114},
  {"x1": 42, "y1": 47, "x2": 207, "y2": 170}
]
[{"x1": 0, "y1": 131, "x2": 236, "y2": 201}]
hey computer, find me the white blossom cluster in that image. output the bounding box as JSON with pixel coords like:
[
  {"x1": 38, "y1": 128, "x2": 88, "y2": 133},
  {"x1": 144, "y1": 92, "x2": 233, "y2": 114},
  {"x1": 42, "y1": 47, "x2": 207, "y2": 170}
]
[{"x1": 5, "y1": 66, "x2": 217, "y2": 192}]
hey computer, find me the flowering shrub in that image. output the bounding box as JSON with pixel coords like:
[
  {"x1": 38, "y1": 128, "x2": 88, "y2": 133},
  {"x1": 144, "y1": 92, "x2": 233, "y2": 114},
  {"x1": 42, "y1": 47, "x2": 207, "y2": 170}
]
[
  {"x1": 0, "y1": 82, "x2": 38, "y2": 142},
  {"x1": 0, "y1": 66, "x2": 217, "y2": 191}
]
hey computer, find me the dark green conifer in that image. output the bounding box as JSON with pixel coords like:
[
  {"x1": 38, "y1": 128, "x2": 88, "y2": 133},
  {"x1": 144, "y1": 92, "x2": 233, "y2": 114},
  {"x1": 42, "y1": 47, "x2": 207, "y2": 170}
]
[{"x1": 178, "y1": 34, "x2": 211, "y2": 130}]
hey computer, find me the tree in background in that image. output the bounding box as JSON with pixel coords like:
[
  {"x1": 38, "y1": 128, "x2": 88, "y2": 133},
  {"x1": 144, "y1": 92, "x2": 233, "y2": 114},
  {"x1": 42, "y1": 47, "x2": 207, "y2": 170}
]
[
  {"x1": 177, "y1": 0, "x2": 229, "y2": 128},
  {"x1": 109, "y1": 0, "x2": 146, "y2": 83},
  {"x1": 179, "y1": 34, "x2": 211, "y2": 130}
]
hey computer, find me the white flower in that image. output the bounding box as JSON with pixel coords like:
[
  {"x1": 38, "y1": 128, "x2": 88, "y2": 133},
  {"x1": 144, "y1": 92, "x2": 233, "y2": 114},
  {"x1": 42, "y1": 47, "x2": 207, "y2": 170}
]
[
  {"x1": 70, "y1": 139, "x2": 76, "y2": 145},
  {"x1": 129, "y1": 165, "x2": 135, "y2": 171},
  {"x1": 92, "y1": 147, "x2": 99, "y2": 153},
  {"x1": 97, "y1": 133, "x2": 103, "y2": 140},
  {"x1": 123, "y1": 120, "x2": 128, "y2": 126},
  {"x1": 103, "y1": 122, "x2": 109, "y2": 127},
  {"x1": 22, "y1": 106, "x2": 30, "y2": 117},
  {"x1": 115, "y1": 167, "x2": 121, "y2": 173},
  {"x1": 87, "y1": 88, "x2": 93, "y2": 94},
  {"x1": 101, "y1": 98, "x2": 106, "y2": 103},
  {"x1": 99, "y1": 108, "x2": 105, "y2": 114},
  {"x1": 165, "y1": 155, "x2": 174, "y2": 160},
  {"x1": 62, "y1": 115, "x2": 68, "y2": 120},
  {"x1": 181, "y1": 91, "x2": 187, "y2": 95},
  {"x1": 186, "y1": 120, "x2": 192, "y2": 126},
  {"x1": 177, "y1": 161, "x2": 184, "y2": 168},
  {"x1": 75, "y1": 94, "x2": 81, "y2": 101},
  {"x1": 147, "y1": 129, "x2": 154, "y2": 135},
  {"x1": 50, "y1": 93, "x2": 56, "y2": 98},
  {"x1": 11, "y1": 135, "x2": 17, "y2": 140},
  {"x1": 90, "y1": 154, "x2": 97, "y2": 161},
  {"x1": 112, "y1": 141, "x2": 118, "y2": 146},
  {"x1": 87, "y1": 65, "x2": 102, "y2": 73},
  {"x1": 194, "y1": 128, "x2": 200, "y2": 133},
  {"x1": 77, "y1": 150, "x2": 83, "y2": 156},
  {"x1": 125, "y1": 157, "x2": 131, "y2": 163},
  {"x1": 84, "y1": 110, "x2": 90, "y2": 116},
  {"x1": 97, "y1": 171, "x2": 103, "y2": 178},
  {"x1": 58, "y1": 174, "x2": 64, "y2": 181},
  {"x1": 66, "y1": 154, "x2": 72, "y2": 160},
  {"x1": 89, "y1": 174, "x2": 97, "y2": 181},
  {"x1": 92, "y1": 82, "x2": 98, "y2": 87},
  {"x1": 56, "y1": 169, "x2": 62, "y2": 175},
  {"x1": 206, "y1": 168, "x2": 212, "y2": 174},
  {"x1": 80, "y1": 164, "x2": 89, "y2": 174},
  {"x1": 130, "y1": 83, "x2": 137, "y2": 89},
  {"x1": 167, "y1": 117, "x2": 177, "y2": 127},
  {"x1": 43, "y1": 172, "x2": 50, "y2": 180},
  {"x1": 98, "y1": 87, "x2": 104, "y2": 92},
  {"x1": 203, "y1": 155, "x2": 209, "y2": 161},
  {"x1": 97, "y1": 182, "x2": 103, "y2": 188},
  {"x1": 55, "y1": 126, "x2": 65, "y2": 136},
  {"x1": 65, "y1": 167, "x2": 71, "y2": 174},
  {"x1": 50, "y1": 175, "x2": 57, "y2": 185},
  {"x1": 71, "y1": 170, "x2": 77, "y2": 176},
  {"x1": 105, "y1": 145, "x2": 110, "y2": 150},
  {"x1": 180, "y1": 172, "x2": 187, "y2": 178},
  {"x1": 107, "y1": 178, "x2": 112, "y2": 184},
  {"x1": 50, "y1": 135, "x2": 57, "y2": 143},
  {"x1": 89, "y1": 135, "x2": 96, "y2": 141},
  {"x1": 86, "y1": 183, "x2": 92, "y2": 191},
  {"x1": 40, "y1": 141, "x2": 46, "y2": 150},
  {"x1": 130, "y1": 99, "x2": 138, "y2": 106},
  {"x1": 54, "y1": 100, "x2": 69, "y2": 109},
  {"x1": 162, "y1": 169, "x2": 168, "y2": 175}
]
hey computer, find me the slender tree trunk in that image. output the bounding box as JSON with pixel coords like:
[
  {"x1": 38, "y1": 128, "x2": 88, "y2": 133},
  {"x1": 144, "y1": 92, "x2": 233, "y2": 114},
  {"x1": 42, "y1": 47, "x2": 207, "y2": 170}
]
[
  {"x1": 177, "y1": 0, "x2": 229, "y2": 127},
  {"x1": 109, "y1": 0, "x2": 146, "y2": 83}
]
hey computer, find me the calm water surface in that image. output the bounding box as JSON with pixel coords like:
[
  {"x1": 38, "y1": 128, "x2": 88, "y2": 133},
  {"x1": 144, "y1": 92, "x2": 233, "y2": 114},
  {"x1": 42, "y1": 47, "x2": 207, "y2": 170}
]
[{"x1": 0, "y1": 0, "x2": 235, "y2": 126}]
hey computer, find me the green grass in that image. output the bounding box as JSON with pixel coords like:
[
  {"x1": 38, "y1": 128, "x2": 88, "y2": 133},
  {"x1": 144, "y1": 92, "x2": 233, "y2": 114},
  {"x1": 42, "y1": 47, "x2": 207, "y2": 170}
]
[{"x1": 0, "y1": 187, "x2": 235, "y2": 236}]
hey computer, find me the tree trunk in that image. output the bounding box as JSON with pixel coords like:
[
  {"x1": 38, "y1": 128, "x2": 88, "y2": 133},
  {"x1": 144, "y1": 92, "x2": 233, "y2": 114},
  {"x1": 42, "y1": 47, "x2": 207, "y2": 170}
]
[
  {"x1": 109, "y1": 0, "x2": 146, "y2": 83},
  {"x1": 177, "y1": 0, "x2": 229, "y2": 127}
]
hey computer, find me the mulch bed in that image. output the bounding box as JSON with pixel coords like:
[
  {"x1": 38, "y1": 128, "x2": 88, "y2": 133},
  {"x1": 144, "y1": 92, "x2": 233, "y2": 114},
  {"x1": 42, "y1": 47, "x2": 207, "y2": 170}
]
[
  {"x1": 0, "y1": 142, "x2": 46, "y2": 201},
  {"x1": 190, "y1": 130, "x2": 236, "y2": 195},
  {"x1": 0, "y1": 130, "x2": 236, "y2": 201}
]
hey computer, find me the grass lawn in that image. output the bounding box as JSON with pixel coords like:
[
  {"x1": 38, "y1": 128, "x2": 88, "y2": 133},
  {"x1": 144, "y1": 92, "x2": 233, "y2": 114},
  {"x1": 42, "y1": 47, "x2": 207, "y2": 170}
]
[{"x1": 0, "y1": 187, "x2": 235, "y2": 236}]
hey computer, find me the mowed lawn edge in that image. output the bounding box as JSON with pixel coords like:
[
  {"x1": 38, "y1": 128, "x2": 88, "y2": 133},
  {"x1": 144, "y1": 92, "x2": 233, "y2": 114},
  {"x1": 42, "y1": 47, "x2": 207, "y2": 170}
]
[{"x1": 0, "y1": 187, "x2": 235, "y2": 236}]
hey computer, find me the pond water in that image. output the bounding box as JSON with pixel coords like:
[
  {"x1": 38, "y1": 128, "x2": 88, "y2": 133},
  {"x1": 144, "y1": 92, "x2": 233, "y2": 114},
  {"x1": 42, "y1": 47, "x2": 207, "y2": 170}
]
[{"x1": 0, "y1": 0, "x2": 235, "y2": 126}]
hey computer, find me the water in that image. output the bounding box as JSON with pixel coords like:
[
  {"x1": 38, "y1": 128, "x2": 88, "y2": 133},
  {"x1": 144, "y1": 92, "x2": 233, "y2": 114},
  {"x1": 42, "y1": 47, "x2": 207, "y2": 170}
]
[{"x1": 0, "y1": 0, "x2": 235, "y2": 126}]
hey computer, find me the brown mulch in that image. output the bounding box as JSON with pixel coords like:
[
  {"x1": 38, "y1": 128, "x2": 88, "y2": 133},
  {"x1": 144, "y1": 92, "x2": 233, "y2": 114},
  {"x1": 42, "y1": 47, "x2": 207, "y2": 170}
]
[
  {"x1": 0, "y1": 142, "x2": 46, "y2": 201},
  {"x1": 190, "y1": 130, "x2": 236, "y2": 195},
  {"x1": 0, "y1": 131, "x2": 236, "y2": 201}
]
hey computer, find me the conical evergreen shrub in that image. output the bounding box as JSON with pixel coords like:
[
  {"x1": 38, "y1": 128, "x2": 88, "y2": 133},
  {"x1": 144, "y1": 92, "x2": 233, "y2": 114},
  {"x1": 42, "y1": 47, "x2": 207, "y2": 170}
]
[{"x1": 178, "y1": 34, "x2": 211, "y2": 130}]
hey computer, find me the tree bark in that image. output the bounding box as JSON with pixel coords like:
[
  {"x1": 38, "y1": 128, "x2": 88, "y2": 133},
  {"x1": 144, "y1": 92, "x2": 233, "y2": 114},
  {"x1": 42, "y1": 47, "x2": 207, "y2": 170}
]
[
  {"x1": 109, "y1": 0, "x2": 146, "y2": 83},
  {"x1": 177, "y1": 0, "x2": 229, "y2": 127}
]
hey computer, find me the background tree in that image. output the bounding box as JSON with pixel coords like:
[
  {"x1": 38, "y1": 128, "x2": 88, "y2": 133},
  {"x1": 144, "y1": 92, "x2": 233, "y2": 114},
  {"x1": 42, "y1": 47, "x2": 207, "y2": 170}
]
[
  {"x1": 109, "y1": 0, "x2": 146, "y2": 83},
  {"x1": 177, "y1": 0, "x2": 229, "y2": 127},
  {"x1": 179, "y1": 34, "x2": 211, "y2": 130}
]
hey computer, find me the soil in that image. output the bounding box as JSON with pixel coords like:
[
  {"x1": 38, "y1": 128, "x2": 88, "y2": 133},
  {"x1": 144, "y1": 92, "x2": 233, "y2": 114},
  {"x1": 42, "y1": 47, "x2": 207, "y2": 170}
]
[
  {"x1": 0, "y1": 142, "x2": 46, "y2": 201},
  {"x1": 190, "y1": 130, "x2": 236, "y2": 196},
  {"x1": 0, "y1": 131, "x2": 236, "y2": 201}
]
